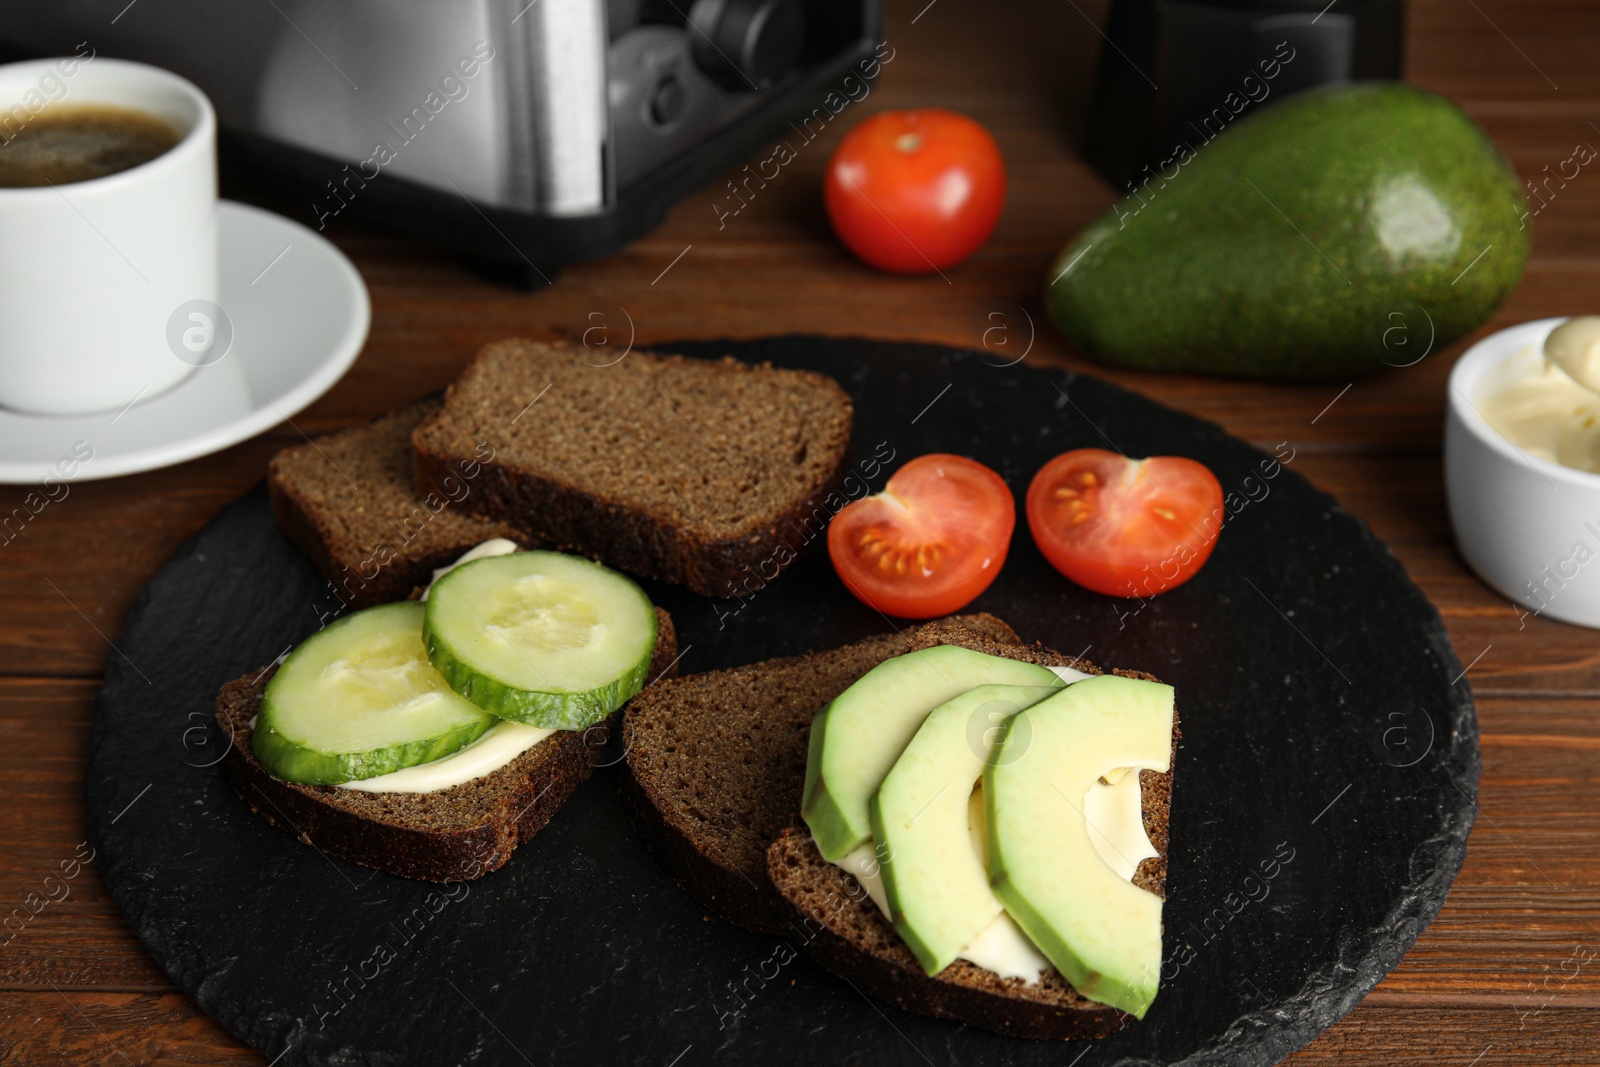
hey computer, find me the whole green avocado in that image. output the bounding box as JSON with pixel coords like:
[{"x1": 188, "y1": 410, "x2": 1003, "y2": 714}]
[{"x1": 1046, "y1": 83, "x2": 1531, "y2": 380}]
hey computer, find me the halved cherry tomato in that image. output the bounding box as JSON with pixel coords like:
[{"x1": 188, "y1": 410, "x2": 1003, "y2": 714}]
[
  {"x1": 829, "y1": 453, "x2": 1014, "y2": 618},
  {"x1": 824, "y1": 109, "x2": 1005, "y2": 274},
  {"x1": 1026, "y1": 449, "x2": 1223, "y2": 598}
]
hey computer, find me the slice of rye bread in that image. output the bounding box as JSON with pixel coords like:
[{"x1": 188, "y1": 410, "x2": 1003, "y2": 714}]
[
  {"x1": 268, "y1": 399, "x2": 529, "y2": 610},
  {"x1": 623, "y1": 619, "x2": 1179, "y2": 1041},
  {"x1": 764, "y1": 639, "x2": 1180, "y2": 1041},
  {"x1": 411, "y1": 340, "x2": 854, "y2": 598},
  {"x1": 214, "y1": 608, "x2": 677, "y2": 883},
  {"x1": 618, "y1": 613, "x2": 1024, "y2": 936}
]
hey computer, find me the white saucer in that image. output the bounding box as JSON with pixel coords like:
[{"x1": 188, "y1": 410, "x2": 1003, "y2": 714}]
[{"x1": 0, "y1": 200, "x2": 369, "y2": 484}]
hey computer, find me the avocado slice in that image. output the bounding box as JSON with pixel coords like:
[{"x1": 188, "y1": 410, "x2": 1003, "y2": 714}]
[
  {"x1": 869, "y1": 683, "x2": 1063, "y2": 975},
  {"x1": 1046, "y1": 82, "x2": 1529, "y2": 380},
  {"x1": 984, "y1": 674, "x2": 1174, "y2": 1018},
  {"x1": 801, "y1": 645, "x2": 1063, "y2": 861}
]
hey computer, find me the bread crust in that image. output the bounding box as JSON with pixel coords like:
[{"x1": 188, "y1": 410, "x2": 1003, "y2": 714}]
[
  {"x1": 216, "y1": 608, "x2": 678, "y2": 882},
  {"x1": 766, "y1": 827, "x2": 1128, "y2": 1041},
  {"x1": 616, "y1": 762, "x2": 785, "y2": 932}
]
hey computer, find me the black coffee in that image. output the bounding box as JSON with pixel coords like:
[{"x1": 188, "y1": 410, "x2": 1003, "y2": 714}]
[{"x1": 0, "y1": 104, "x2": 181, "y2": 187}]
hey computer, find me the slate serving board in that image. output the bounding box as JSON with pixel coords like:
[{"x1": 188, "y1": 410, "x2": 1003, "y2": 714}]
[{"x1": 87, "y1": 336, "x2": 1478, "y2": 1067}]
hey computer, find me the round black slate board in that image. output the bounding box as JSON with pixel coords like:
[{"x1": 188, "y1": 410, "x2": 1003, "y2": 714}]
[{"x1": 87, "y1": 336, "x2": 1478, "y2": 1067}]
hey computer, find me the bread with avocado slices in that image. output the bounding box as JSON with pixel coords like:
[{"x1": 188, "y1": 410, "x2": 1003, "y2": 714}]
[
  {"x1": 619, "y1": 614, "x2": 1022, "y2": 935},
  {"x1": 411, "y1": 340, "x2": 854, "y2": 598},
  {"x1": 621, "y1": 618, "x2": 1178, "y2": 1040},
  {"x1": 215, "y1": 608, "x2": 677, "y2": 883}
]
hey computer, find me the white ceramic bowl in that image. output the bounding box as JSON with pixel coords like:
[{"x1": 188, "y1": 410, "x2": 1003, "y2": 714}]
[{"x1": 1445, "y1": 316, "x2": 1600, "y2": 628}]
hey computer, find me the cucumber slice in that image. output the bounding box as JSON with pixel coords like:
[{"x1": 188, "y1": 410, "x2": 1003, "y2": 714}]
[
  {"x1": 254, "y1": 602, "x2": 497, "y2": 784},
  {"x1": 423, "y1": 551, "x2": 657, "y2": 729}
]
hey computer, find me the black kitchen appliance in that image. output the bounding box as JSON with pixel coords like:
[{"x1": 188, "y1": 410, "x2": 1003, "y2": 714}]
[
  {"x1": 1081, "y1": 0, "x2": 1404, "y2": 192},
  {"x1": 0, "y1": 0, "x2": 883, "y2": 286}
]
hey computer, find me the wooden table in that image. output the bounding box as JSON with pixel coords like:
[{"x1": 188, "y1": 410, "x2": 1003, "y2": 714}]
[{"x1": 2, "y1": 1, "x2": 1596, "y2": 1063}]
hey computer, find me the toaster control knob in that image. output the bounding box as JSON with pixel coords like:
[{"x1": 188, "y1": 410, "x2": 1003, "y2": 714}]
[
  {"x1": 686, "y1": 0, "x2": 805, "y2": 91},
  {"x1": 650, "y1": 74, "x2": 688, "y2": 125}
]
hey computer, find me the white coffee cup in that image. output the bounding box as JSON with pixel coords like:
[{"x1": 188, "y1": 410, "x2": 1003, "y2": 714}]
[{"x1": 0, "y1": 57, "x2": 219, "y2": 416}]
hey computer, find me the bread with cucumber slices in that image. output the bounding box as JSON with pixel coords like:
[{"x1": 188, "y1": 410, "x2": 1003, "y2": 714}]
[
  {"x1": 621, "y1": 620, "x2": 1178, "y2": 1040},
  {"x1": 411, "y1": 340, "x2": 854, "y2": 598},
  {"x1": 268, "y1": 398, "x2": 529, "y2": 609},
  {"x1": 216, "y1": 606, "x2": 678, "y2": 883}
]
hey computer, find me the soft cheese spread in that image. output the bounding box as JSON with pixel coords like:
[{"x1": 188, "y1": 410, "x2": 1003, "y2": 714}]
[
  {"x1": 1479, "y1": 318, "x2": 1600, "y2": 474},
  {"x1": 336, "y1": 719, "x2": 554, "y2": 793}
]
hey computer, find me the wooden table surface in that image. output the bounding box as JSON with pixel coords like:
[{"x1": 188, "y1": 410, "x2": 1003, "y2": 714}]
[{"x1": 3, "y1": 1, "x2": 1597, "y2": 1063}]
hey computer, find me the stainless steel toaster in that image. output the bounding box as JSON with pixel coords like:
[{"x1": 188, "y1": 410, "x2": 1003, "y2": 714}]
[{"x1": 0, "y1": 0, "x2": 882, "y2": 283}]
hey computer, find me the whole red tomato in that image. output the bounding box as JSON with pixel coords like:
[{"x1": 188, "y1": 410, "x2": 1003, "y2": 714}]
[{"x1": 824, "y1": 109, "x2": 1005, "y2": 274}]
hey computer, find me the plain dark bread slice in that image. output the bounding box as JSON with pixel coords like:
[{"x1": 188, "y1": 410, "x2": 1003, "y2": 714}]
[
  {"x1": 216, "y1": 608, "x2": 677, "y2": 883},
  {"x1": 269, "y1": 399, "x2": 528, "y2": 609},
  {"x1": 618, "y1": 614, "x2": 1023, "y2": 935},
  {"x1": 412, "y1": 340, "x2": 854, "y2": 597},
  {"x1": 764, "y1": 647, "x2": 1180, "y2": 1040}
]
